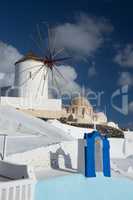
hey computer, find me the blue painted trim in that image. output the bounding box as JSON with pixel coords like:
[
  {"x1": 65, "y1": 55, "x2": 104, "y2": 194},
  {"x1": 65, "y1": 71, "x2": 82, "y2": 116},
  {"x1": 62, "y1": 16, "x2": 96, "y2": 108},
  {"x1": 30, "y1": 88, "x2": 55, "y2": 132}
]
[
  {"x1": 84, "y1": 131, "x2": 111, "y2": 178},
  {"x1": 103, "y1": 138, "x2": 111, "y2": 177},
  {"x1": 85, "y1": 134, "x2": 96, "y2": 177}
]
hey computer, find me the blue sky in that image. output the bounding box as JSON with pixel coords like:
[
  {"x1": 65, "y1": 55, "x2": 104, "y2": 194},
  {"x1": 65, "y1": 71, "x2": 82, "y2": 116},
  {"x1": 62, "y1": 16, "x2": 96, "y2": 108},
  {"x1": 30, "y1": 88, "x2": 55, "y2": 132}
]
[{"x1": 0, "y1": 0, "x2": 133, "y2": 128}]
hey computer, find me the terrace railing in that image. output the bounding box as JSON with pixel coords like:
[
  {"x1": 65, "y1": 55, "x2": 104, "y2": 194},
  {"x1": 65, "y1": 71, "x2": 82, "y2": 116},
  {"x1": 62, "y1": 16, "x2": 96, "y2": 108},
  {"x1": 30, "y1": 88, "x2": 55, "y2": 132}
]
[{"x1": 0, "y1": 178, "x2": 36, "y2": 200}]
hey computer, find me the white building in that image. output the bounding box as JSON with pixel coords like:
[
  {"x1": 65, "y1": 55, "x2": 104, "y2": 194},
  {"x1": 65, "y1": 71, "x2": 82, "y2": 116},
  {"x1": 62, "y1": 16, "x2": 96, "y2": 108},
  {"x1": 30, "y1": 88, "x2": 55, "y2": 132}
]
[{"x1": 65, "y1": 97, "x2": 107, "y2": 124}]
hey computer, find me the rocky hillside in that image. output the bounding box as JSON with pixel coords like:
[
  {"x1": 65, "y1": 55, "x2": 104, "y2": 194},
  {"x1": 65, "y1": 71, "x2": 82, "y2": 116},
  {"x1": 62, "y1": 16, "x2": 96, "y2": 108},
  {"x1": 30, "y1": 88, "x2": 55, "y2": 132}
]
[{"x1": 64, "y1": 122, "x2": 124, "y2": 138}]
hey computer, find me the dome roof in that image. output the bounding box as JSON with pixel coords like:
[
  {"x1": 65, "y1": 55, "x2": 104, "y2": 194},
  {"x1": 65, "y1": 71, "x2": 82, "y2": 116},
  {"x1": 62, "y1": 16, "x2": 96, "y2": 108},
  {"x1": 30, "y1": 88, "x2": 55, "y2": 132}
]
[
  {"x1": 108, "y1": 122, "x2": 118, "y2": 128},
  {"x1": 71, "y1": 97, "x2": 92, "y2": 108},
  {"x1": 95, "y1": 112, "x2": 107, "y2": 123}
]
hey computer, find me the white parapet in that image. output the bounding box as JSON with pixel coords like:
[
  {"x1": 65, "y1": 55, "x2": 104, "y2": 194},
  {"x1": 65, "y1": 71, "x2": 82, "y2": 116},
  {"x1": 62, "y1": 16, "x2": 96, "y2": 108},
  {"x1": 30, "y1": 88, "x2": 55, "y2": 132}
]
[
  {"x1": 109, "y1": 138, "x2": 125, "y2": 158},
  {"x1": 124, "y1": 132, "x2": 133, "y2": 156},
  {"x1": 0, "y1": 97, "x2": 62, "y2": 111}
]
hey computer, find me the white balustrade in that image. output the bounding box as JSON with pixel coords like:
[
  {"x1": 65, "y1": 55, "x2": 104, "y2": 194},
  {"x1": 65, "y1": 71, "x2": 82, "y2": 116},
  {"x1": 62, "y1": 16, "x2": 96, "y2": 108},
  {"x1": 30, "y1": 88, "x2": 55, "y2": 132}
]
[{"x1": 0, "y1": 179, "x2": 36, "y2": 200}]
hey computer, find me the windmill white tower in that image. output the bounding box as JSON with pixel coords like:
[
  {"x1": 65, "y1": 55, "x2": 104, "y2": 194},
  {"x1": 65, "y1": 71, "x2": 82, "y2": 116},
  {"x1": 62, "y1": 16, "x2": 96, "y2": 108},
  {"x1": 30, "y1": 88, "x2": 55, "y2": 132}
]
[{"x1": 14, "y1": 53, "x2": 48, "y2": 99}]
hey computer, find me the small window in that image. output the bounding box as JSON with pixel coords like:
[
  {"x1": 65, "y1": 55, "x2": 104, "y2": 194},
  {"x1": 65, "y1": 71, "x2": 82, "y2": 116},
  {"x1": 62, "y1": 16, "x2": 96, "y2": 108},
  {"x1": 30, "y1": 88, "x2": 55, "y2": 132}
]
[
  {"x1": 72, "y1": 108, "x2": 75, "y2": 113},
  {"x1": 29, "y1": 72, "x2": 32, "y2": 79},
  {"x1": 82, "y1": 108, "x2": 85, "y2": 115}
]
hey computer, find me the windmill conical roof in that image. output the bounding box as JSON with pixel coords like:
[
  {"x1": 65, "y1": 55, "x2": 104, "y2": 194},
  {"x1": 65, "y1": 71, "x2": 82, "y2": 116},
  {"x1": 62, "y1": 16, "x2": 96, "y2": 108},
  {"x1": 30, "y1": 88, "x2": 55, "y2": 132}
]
[{"x1": 15, "y1": 52, "x2": 42, "y2": 65}]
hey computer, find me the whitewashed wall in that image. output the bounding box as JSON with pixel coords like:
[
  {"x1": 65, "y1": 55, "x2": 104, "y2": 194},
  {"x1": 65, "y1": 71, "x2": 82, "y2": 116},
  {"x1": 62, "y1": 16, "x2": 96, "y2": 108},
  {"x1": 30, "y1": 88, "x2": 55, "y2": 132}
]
[
  {"x1": 7, "y1": 137, "x2": 133, "y2": 174},
  {"x1": 109, "y1": 138, "x2": 125, "y2": 158},
  {"x1": 7, "y1": 141, "x2": 79, "y2": 171},
  {"x1": 15, "y1": 60, "x2": 48, "y2": 99},
  {"x1": 7, "y1": 139, "x2": 121, "y2": 171},
  {"x1": 124, "y1": 132, "x2": 133, "y2": 156}
]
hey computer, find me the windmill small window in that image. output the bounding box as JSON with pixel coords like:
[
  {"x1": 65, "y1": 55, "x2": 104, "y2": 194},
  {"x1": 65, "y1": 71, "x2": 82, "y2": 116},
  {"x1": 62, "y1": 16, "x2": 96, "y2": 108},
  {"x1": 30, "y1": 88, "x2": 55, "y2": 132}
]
[
  {"x1": 72, "y1": 108, "x2": 75, "y2": 114},
  {"x1": 29, "y1": 71, "x2": 32, "y2": 79},
  {"x1": 82, "y1": 108, "x2": 85, "y2": 117}
]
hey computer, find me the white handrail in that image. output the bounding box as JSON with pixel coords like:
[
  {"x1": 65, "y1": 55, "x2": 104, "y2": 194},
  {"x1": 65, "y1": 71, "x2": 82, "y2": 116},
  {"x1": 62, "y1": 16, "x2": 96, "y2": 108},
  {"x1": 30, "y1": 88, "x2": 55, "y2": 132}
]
[{"x1": 0, "y1": 179, "x2": 36, "y2": 200}]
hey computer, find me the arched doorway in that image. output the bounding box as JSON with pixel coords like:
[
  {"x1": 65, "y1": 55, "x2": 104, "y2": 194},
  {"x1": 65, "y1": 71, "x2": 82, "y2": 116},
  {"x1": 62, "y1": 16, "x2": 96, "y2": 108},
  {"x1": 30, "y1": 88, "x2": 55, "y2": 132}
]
[{"x1": 50, "y1": 147, "x2": 72, "y2": 170}]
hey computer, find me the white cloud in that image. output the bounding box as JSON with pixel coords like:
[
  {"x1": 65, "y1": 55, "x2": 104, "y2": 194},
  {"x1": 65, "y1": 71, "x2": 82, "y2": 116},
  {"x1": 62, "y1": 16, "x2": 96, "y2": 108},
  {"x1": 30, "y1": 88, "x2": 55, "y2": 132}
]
[
  {"x1": 0, "y1": 42, "x2": 22, "y2": 87},
  {"x1": 114, "y1": 45, "x2": 133, "y2": 67},
  {"x1": 49, "y1": 65, "x2": 81, "y2": 97},
  {"x1": 118, "y1": 72, "x2": 133, "y2": 86},
  {"x1": 54, "y1": 14, "x2": 113, "y2": 57},
  {"x1": 0, "y1": 73, "x2": 15, "y2": 88}
]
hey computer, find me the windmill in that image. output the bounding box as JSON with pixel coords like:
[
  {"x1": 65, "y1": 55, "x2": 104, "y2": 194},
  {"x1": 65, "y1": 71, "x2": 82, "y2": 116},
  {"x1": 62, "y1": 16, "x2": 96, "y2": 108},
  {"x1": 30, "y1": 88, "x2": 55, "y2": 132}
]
[{"x1": 15, "y1": 24, "x2": 71, "y2": 99}]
